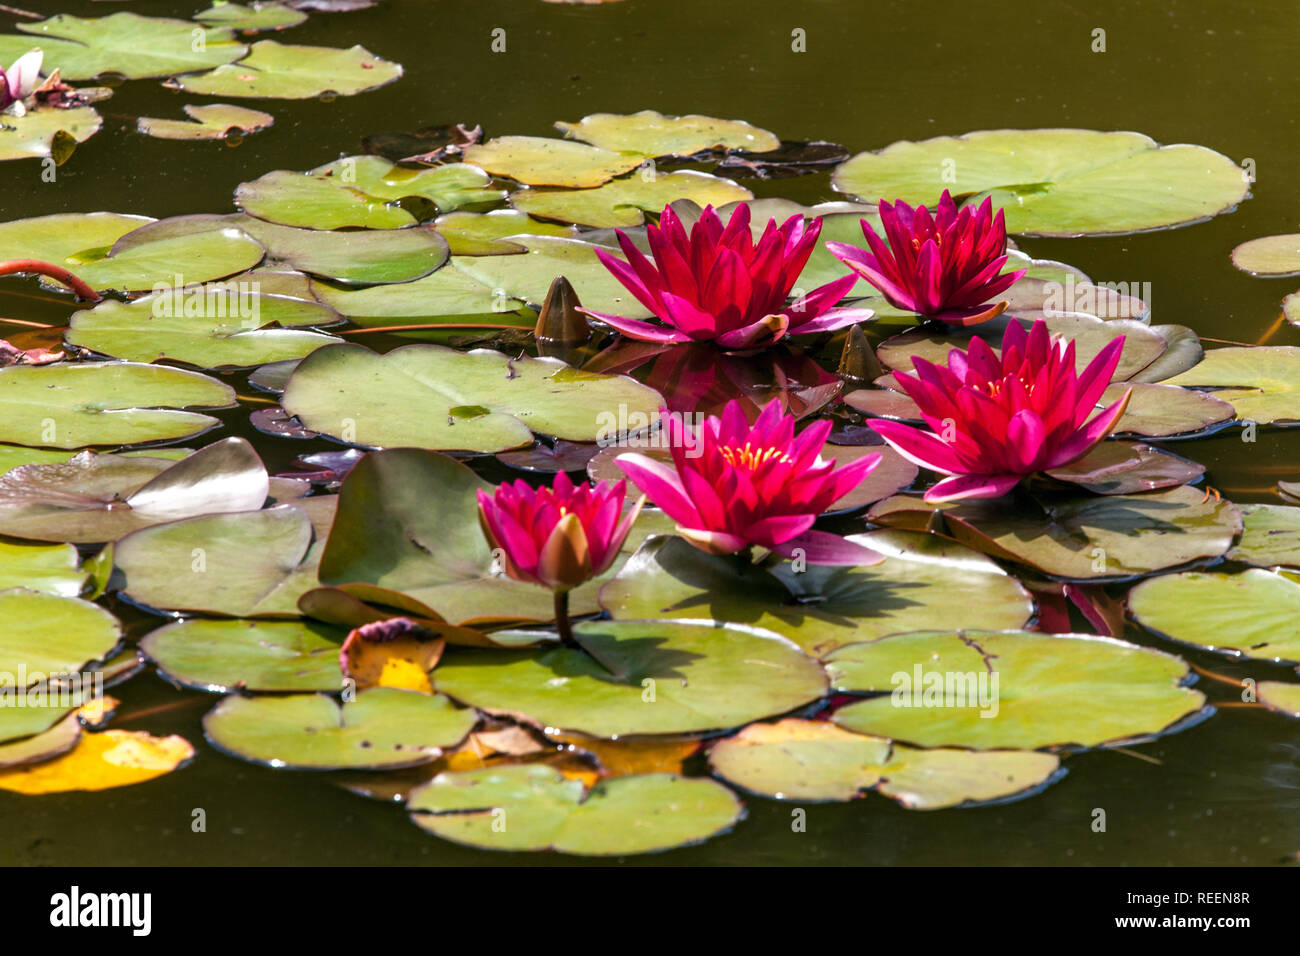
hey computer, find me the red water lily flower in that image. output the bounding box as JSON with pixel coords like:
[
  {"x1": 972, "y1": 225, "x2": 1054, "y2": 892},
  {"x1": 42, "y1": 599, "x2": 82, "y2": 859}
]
[
  {"x1": 827, "y1": 190, "x2": 1025, "y2": 325},
  {"x1": 869, "y1": 319, "x2": 1132, "y2": 502},
  {"x1": 477, "y1": 472, "x2": 642, "y2": 593},
  {"x1": 615, "y1": 398, "x2": 883, "y2": 565},
  {"x1": 583, "y1": 203, "x2": 871, "y2": 349}
]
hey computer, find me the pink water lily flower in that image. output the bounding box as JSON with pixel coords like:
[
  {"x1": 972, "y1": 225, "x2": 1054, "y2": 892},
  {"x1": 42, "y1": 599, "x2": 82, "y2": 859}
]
[
  {"x1": 583, "y1": 203, "x2": 872, "y2": 349},
  {"x1": 477, "y1": 472, "x2": 643, "y2": 594},
  {"x1": 827, "y1": 190, "x2": 1026, "y2": 326},
  {"x1": 0, "y1": 50, "x2": 43, "y2": 111},
  {"x1": 869, "y1": 319, "x2": 1132, "y2": 502},
  {"x1": 616, "y1": 398, "x2": 883, "y2": 565}
]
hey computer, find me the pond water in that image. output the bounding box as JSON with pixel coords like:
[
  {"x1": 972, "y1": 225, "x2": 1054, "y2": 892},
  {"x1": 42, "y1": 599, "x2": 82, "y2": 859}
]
[{"x1": 2, "y1": 0, "x2": 1298, "y2": 865}]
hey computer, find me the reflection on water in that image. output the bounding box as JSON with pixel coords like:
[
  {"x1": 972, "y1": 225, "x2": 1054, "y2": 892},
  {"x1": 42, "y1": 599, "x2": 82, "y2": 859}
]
[{"x1": 1, "y1": 0, "x2": 1299, "y2": 865}]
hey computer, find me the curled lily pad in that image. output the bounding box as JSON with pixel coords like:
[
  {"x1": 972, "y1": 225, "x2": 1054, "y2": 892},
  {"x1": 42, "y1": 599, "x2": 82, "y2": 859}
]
[
  {"x1": 453, "y1": 236, "x2": 654, "y2": 317},
  {"x1": 67, "y1": 291, "x2": 342, "y2": 368},
  {"x1": 1231, "y1": 234, "x2": 1300, "y2": 276},
  {"x1": 175, "y1": 40, "x2": 402, "y2": 99},
  {"x1": 555, "y1": 110, "x2": 780, "y2": 157},
  {"x1": 510, "y1": 171, "x2": 752, "y2": 228},
  {"x1": 409, "y1": 765, "x2": 743, "y2": 855},
  {"x1": 114, "y1": 502, "x2": 329, "y2": 617},
  {"x1": 0, "y1": 589, "x2": 121, "y2": 689},
  {"x1": 434, "y1": 619, "x2": 827, "y2": 738},
  {"x1": 832, "y1": 129, "x2": 1249, "y2": 236},
  {"x1": 0, "y1": 213, "x2": 264, "y2": 293},
  {"x1": 0, "y1": 728, "x2": 194, "y2": 794},
  {"x1": 317, "y1": 448, "x2": 642, "y2": 627},
  {"x1": 825, "y1": 630, "x2": 1206, "y2": 750},
  {"x1": 1128, "y1": 569, "x2": 1300, "y2": 665},
  {"x1": 1163, "y1": 346, "x2": 1300, "y2": 424},
  {"x1": 281, "y1": 343, "x2": 663, "y2": 452},
  {"x1": 0, "y1": 714, "x2": 81, "y2": 770},
  {"x1": 463, "y1": 136, "x2": 645, "y2": 187},
  {"x1": 707, "y1": 718, "x2": 1062, "y2": 808},
  {"x1": 0, "y1": 106, "x2": 101, "y2": 162},
  {"x1": 0, "y1": 361, "x2": 234, "y2": 448},
  {"x1": 0, "y1": 438, "x2": 268, "y2": 543},
  {"x1": 1227, "y1": 504, "x2": 1300, "y2": 568},
  {"x1": 0, "y1": 13, "x2": 247, "y2": 80},
  {"x1": 1044, "y1": 441, "x2": 1205, "y2": 494},
  {"x1": 601, "y1": 531, "x2": 1033, "y2": 657},
  {"x1": 141, "y1": 618, "x2": 348, "y2": 693},
  {"x1": 433, "y1": 210, "x2": 578, "y2": 255},
  {"x1": 203, "y1": 688, "x2": 476, "y2": 769},
  {"x1": 137, "y1": 103, "x2": 274, "y2": 141},
  {"x1": 868, "y1": 486, "x2": 1241, "y2": 581}
]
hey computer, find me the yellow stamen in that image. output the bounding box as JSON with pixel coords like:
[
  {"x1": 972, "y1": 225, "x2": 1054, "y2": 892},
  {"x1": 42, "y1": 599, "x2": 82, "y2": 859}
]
[{"x1": 717, "y1": 442, "x2": 793, "y2": 472}]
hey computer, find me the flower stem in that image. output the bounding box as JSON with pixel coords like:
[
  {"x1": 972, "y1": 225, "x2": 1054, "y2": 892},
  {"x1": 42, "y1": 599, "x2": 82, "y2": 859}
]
[
  {"x1": 553, "y1": 590, "x2": 577, "y2": 648},
  {"x1": 0, "y1": 259, "x2": 102, "y2": 302}
]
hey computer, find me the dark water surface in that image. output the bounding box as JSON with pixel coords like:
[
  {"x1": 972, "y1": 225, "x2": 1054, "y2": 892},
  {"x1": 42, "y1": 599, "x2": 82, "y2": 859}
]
[{"x1": 1, "y1": 0, "x2": 1298, "y2": 865}]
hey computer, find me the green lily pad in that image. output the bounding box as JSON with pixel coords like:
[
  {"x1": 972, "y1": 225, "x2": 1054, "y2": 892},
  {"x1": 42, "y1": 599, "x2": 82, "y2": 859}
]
[
  {"x1": 195, "y1": 2, "x2": 308, "y2": 31},
  {"x1": 0, "y1": 714, "x2": 82, "y2": 770},
  {"x1": 0, "y1": 106, "x2": 102, "y2": 162},
  {"x1": 0, "y1": 696, "x2": 81, "y2": 746},
  {"x1": 1044, "y1": 441, "x2": 1205, "y2": 494},
  {"x1": 234, "y1": 217, "x2": 448, "y2": 284},
  {"x1": 409, "y1": 766, "x2": 743, "y2": 855},
  {"x1": 435, "y1": 619, "x2": 827, "y2": 738},
  {"x1": 832, "y1": 129, "x2": 1249, "y2": 236},
  {"x1": 453, "y1": 236, "x2": 653, "y2": 317},
  {"x1": 1128, "y1": 569, "x2": 1300, "y2": 665},
  {"x1": 0, "y1": 438, "x2": 268, "y2": 544},
  {"x1": 601, "y1": 531, "x2": 1034, "y2": 657},
  {"x1": 1163, "y1": 346, "x2": 1300, "y2": 424},
  {"x1": 137, "y1": 103, "x2": 274, "y2": 141},
  {"x1": 433, "y1": 210, "x2": 579, "y2": 255},
  {"x1": 318, "y1": 448, "x2": 629, "y2": 626},
  {"x1": 1231, "y1": 234, "x2": 1300, "y2": 276},
  {"x1": 237, "y1": 170, "x2": 415, "y2": 229},
  {"x1": 1258, "y1": 682, "x2": 1300, "y2": 718},
  {"x1": 707, "y1": 718, "x2": 1062, "y2": 808},
  {"x1": 463, "y1": 136, "x2": 645, "y2": 187},
  {"x1": 0, "y1": 539, "x2": 88, "y2": 596},
  {"x1": 141, "y1": 618, "x2": 346, "y2": 693},
  {"x1": 0, "y1": 213, "x2": 265, "y2": 293},
  {"x1": 313, "y1": 264, "x2": 521, "y2": 323},
  {"x1": 0, "y1": 13, "x2": 247, "y2": 80},
  {"x1": 1227, "y1": 504, "x2": 1300, "y2": 568},
  {"x1": 281, "y1": 343, "x2": 662, "y2": 452},
  {"x1": 868, "y1": 486, "x2": 1240, "y2": 581},
  {"x1": 310, "y1": 156, "x2": 505, "y2": 211},
  {"x1": 825, "y1": 630, "x2": 1206, "y2": 750},
  {"x1": 203, "y1": 687, "x2": 475, "y2": 769},
  {"x1": 175, "y1": 40, "x2": 402, "y2": 99},
  {"x1": 510, "y1": 171, "x2": 752, "y2": 228},
  {"x1": 555, "y1": 110, "x2": 780, "y2": 157},
  {"x1": 114, "y1": 502, "x2": 326, "y2": 617},
  {"x1": 0, "y1": 445, "x2": 190, "y2": 477},
  {"x1": 1105, "y1": 383, "x2": 1236, "y2": 438},
  {"x1": 0, "y1": 361, "x2": 234, "y2": 448},
  {"x1": 0, "y1": 589, "x2": 121, "y2": 689},
  {"x1": 68, "y1": 291, "x2": 341, "y2": 368}
]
